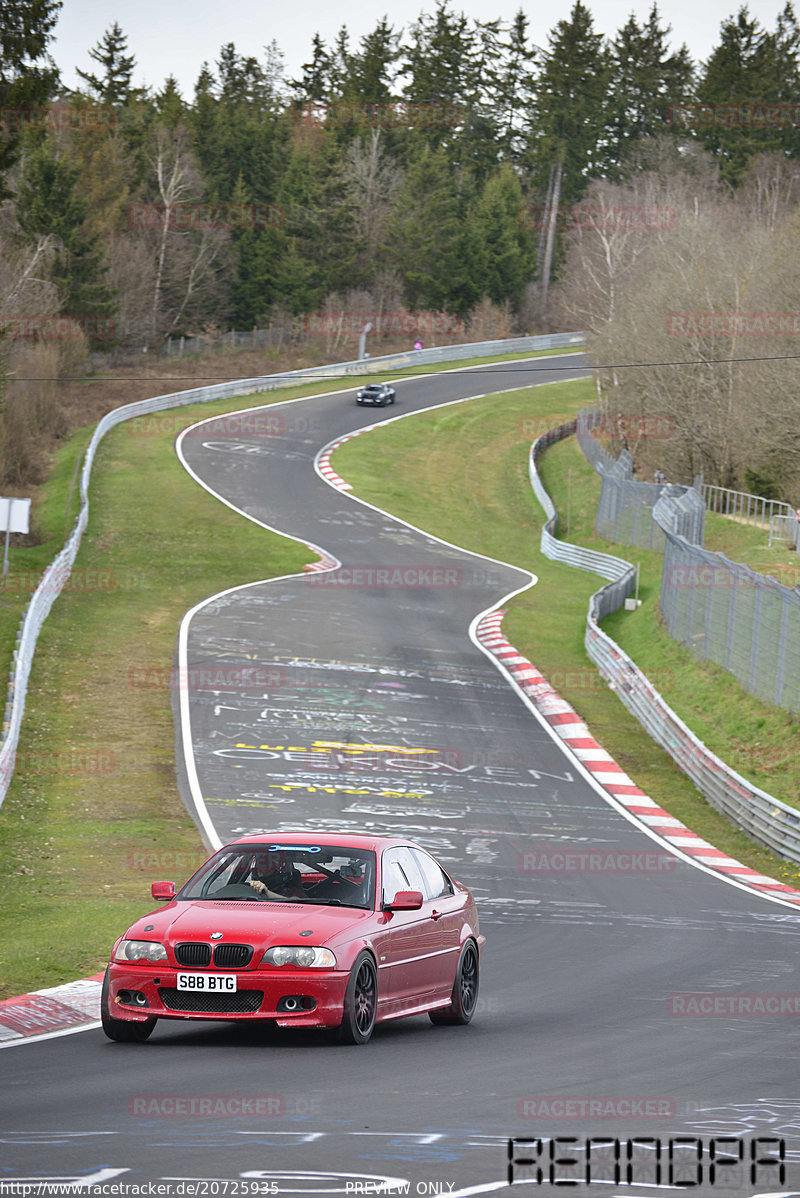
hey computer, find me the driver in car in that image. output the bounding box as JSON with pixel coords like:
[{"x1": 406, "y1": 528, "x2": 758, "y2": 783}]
[{"x1": 248, "y1": 850, "x2": 306, "y2": 900}]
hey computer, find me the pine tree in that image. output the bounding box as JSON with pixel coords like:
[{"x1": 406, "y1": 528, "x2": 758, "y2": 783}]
[
  {"x1": 401, "y1": 2, "x2": 486, "y2": 158},
  {"x1": 528, "y1": 2, "x2": 614, "y2": 197},
  {"x1": 268, "y1": 133, "x2": 356, "y2": 313},
  {"x1": 608, "y1": 5, "x2": 693, "y2": 163},
  {"x1": 525, "y1": 2, "x2": 613, "y2": 309},
  {"x1": 155, "y1": 76, "x2": 185, "y2": 127},
  {"x1": 76, "y1": 22, "x2": 142, "y2": 106},
  {"x1": 475, "y1": 164, "x2": 532, "y2": 307},
  {"x1": 0, "y1": 0, "x2": 61, "y2": 198},
  {"x1": 403, "y1": 3, "x2": 483, "y2": 107},
  {"x1": 342, "y1": 19, "x2": 400, "y2": 104},
  {"x1": 492, "y1": 11, "x2": 539, "y2": 161},
  {"x1": 216, "y1": 43, "x2": 273, "y2": 111},
  {"x1": 385, "y1": 145, "x2": 464, "y2": 310},
  {"x1": 16, "y1": 145, "x2": 116, "y2": 340},
  {"x1": 695, "y1": 6, "x2": 800, "y2": 182},
  {"x1": 188, "y1": 51, "x2": 289, "y2": 209},
  {"x1": 229, "y1": 175, "x2": 284, "y2": 324},
  {"x1": 294, "y1": 34, "x2": 336, "y2": 103}
]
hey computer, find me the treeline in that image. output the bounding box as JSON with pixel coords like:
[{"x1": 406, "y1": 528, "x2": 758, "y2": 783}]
[
  {"x1": 2, "y1": 1, "x2": 800, "y2": 495},
  {"x1": 4, "y1": 3, "x2": 800, "y2": 340},
  {"x1": 555, "y1": 148, "x2": 800, "y2": 502}
]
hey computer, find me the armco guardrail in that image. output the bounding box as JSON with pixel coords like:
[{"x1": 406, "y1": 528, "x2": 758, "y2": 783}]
[
  {"x1": 530, "y1": 421, "x2": 800, "y2": 866},
  {"x1": 529, "y1": 420, "x2": 636, "y2": 621},
  {"x1": 0, "y1": 331, "x2": 584, "y2": 807}
]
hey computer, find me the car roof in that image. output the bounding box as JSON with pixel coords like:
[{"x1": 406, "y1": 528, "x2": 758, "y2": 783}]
[{"x1": 224, "y1": 832, "x2": 419, "y2": 853}]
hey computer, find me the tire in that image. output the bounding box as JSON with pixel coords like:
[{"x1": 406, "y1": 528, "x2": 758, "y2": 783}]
[
  {"x1": 429, "y1": 940, "x2": 479, "y2": 1026},
  {"x1": 101, "y1": 969, "x2": 157, "y2": 1043},
  {"x1": 337, "y1": 952, "x2": 378, "y2": 1044}
]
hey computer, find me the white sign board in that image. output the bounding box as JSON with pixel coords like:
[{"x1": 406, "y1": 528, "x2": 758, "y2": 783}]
[{"x1": 0, "y1": 498, "x2": 31, "y2": 534}]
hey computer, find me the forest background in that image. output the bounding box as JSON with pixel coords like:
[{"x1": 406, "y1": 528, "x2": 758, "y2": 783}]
[{"x1": 1, "y1": 0, "x2": 800, "y2": 501}]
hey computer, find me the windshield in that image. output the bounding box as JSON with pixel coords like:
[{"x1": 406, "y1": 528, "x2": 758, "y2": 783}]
[{"x1": 177, "y1": 843, "x2": 376, "y2": 910}]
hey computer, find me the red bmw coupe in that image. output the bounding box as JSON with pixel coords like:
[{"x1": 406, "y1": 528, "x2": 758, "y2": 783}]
[{"x1": 102, "y1": 833, "x2": 485, "y2": 1045}]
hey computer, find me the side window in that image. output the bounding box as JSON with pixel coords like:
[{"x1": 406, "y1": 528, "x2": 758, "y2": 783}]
[
  {"x1": 381, "y1": 848, "x2": 426, "y2": 905},
  {"x1": 411, "y1": 848, "x2": 454, "y2": 901}
]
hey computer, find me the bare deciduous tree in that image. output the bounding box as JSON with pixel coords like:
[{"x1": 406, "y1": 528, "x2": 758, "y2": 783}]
[
  {"x1": 553, "y1": 148, "x2": 800, "y2": 498},
  {"x1": 341, "y1": 130, "x2": 402, "y2": 273},
  {"x1": 142, "y1": 125, "x2": 233, "y2": 346}
]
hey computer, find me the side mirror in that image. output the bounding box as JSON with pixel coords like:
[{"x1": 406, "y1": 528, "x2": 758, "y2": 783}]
[
  {"x1": 384, "y1": 889, "x2": 423, "y2": 911},
  {"x1": 151, "y1": 880, "x2": 175, "y2": 901}
]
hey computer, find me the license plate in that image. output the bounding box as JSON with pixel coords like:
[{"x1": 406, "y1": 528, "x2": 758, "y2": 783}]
[{"x1": 177, "y1": 973, "x2": 237, "y2": 992}]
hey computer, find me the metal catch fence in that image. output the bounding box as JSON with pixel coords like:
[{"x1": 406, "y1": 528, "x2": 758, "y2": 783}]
[
  {"x1": 532, "y1": 413, "x2": 800, "y2": 865},
  {"x1": 578, "y1": 406, "x2": 705, "y2": 550},
  {"x1": 657, "y1": 523, "x2": 800, "y2": 713}
]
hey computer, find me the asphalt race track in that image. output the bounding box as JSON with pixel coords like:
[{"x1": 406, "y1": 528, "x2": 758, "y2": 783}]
[{"x1": 2, "y1": 355, "x2": 800, "y2": 1198}]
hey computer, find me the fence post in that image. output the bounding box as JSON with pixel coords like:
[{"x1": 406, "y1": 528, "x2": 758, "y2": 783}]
[
  {"x1": 749, "y1": 584, "x2": 763, "y2": 693},
  {"x1": 776, "y1": 598, "x2": 789, "y2": 707}
]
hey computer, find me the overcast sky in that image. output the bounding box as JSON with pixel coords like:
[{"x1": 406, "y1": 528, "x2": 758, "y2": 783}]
[{"x1": 50, "y1": 0, "x2": 785, "y2": 98}]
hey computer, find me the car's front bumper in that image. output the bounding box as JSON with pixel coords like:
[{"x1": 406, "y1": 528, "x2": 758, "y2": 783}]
[{"x1": 107, "y1": 964, "x2": 350, "y2": 1028}]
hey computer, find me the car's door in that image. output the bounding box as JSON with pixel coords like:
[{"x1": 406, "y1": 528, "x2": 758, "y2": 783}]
[
  {"x1": 373, "y1": 847, "x2": 439, "y2": 1017},
  {"x1": 409, "y1": 847, "x2": 465, "y2": 999}
]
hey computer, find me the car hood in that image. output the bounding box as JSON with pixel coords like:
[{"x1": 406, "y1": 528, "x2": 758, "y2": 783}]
[{"x1": 126, "y1": 900, "x2": 371, "y2": 951}]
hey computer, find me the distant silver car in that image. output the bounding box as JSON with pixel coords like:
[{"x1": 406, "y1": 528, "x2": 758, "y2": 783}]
[{"x1": 356, "y1": 383, "x2": 395, "y2": 407}]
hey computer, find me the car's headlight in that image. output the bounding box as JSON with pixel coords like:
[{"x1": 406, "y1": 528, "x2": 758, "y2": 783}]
[
  {"x1": 262, "y1": 946, "x2": 336, "y2": 968},
  {"x1": 115, "y1": 939, "x2": 168, "y2": 963}
]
